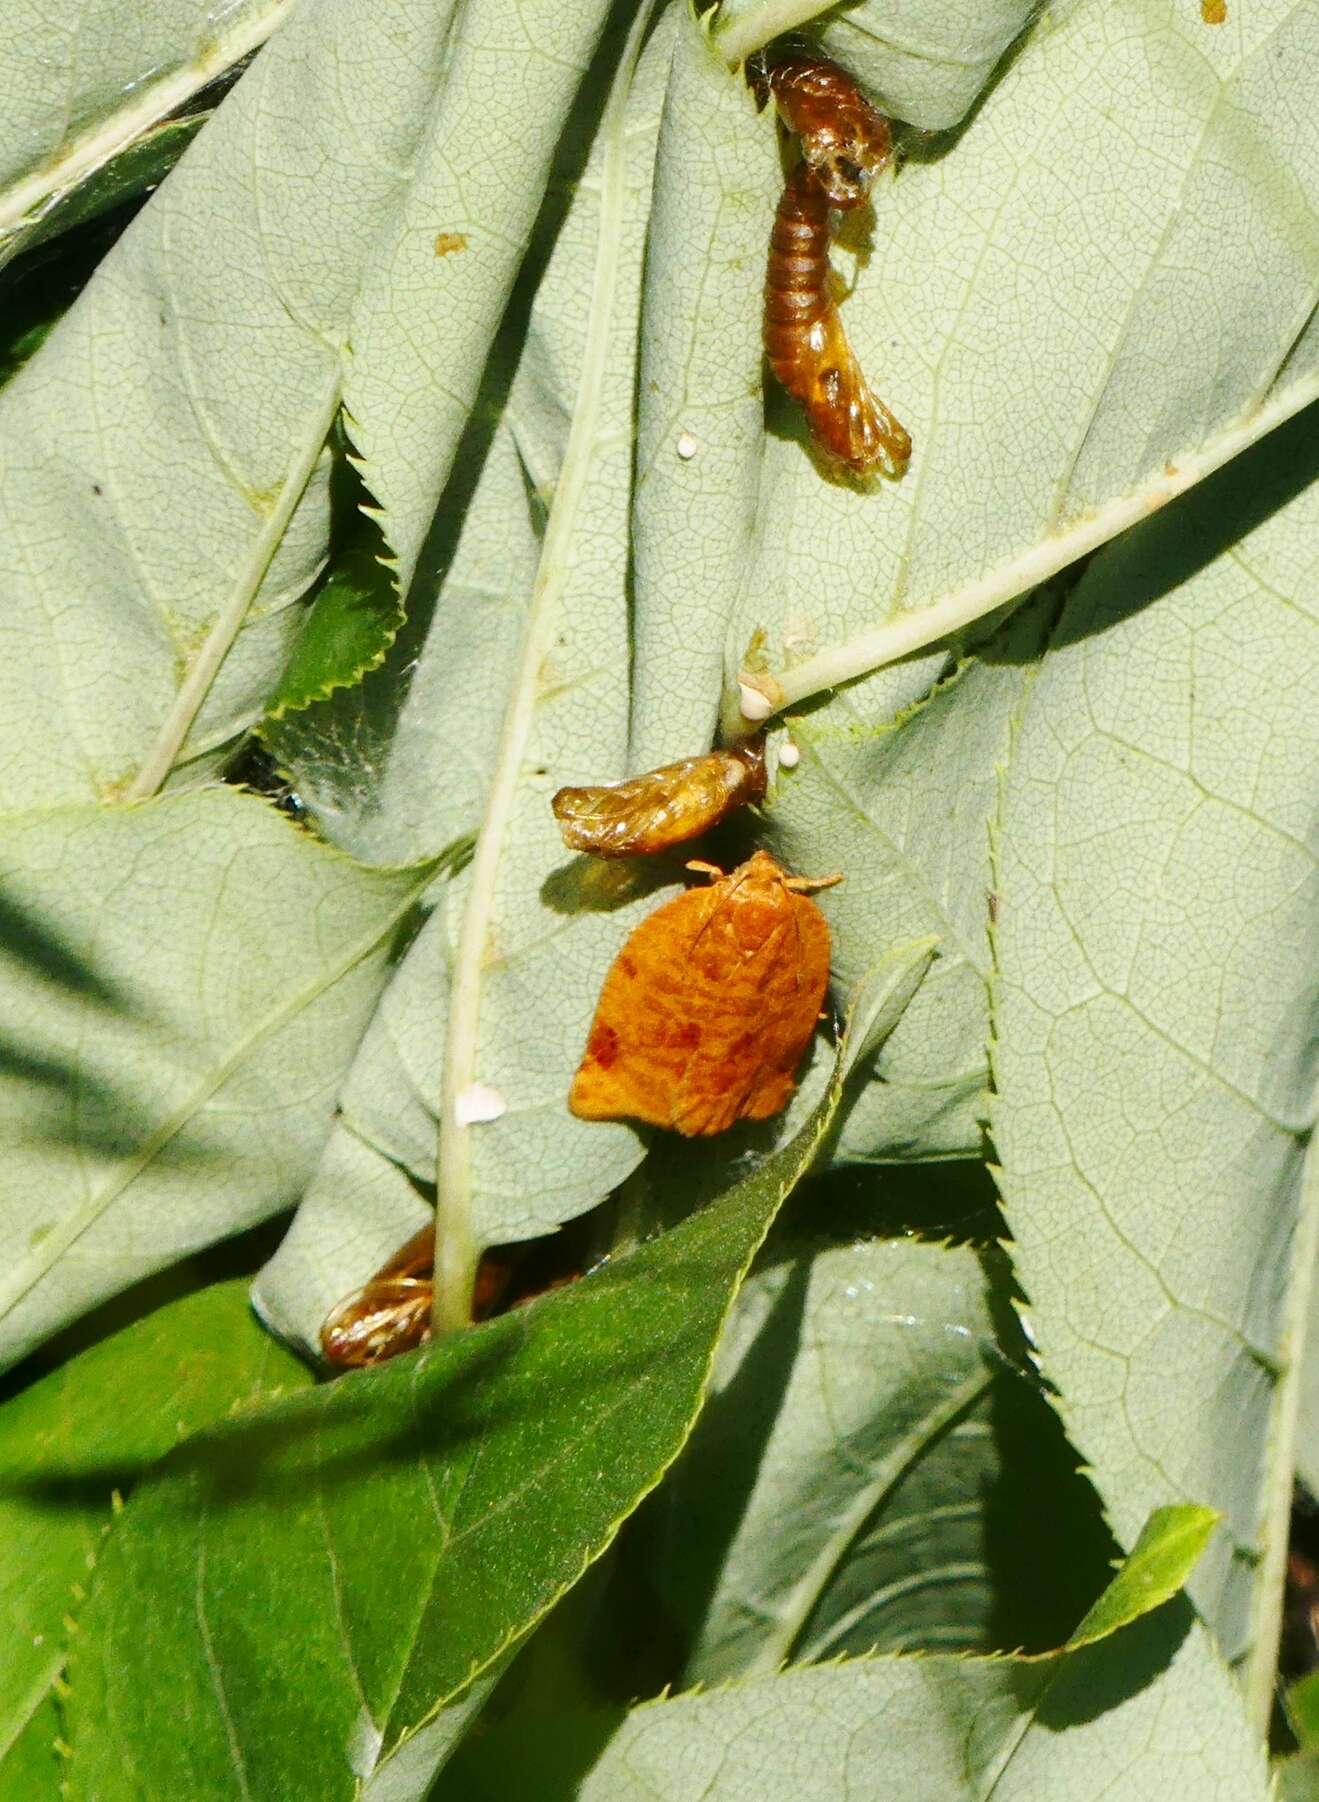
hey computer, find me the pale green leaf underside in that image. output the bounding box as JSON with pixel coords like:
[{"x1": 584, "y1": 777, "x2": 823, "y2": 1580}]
[
  {"x1": 254, "y1": 0, "x2": 1318, "y2": 1304},
  {"x1": 708, "y1": 0, "x2": 1319, "y2": 739},
  {"x1": 0, "y1": 787, "x2": 432, "y2": 1371},
  {"x1": 0, "y1": 0, "x2": 460, "y2": 807},
  {"x1": 990, "y1": 410, "x2": 1319, "y2": 1694},
  {"x1": 2, "y1": 0, "x2": 1315, "y2": 1397},
  {"x1": 566, "y1": 1508, "x2": 1267, "y2": 1802},
  {"x1": 342, "y1": 0, "x2": 621, "y2": 598},
  {"x1": 765, "y1": 598, "x2": 1052, "y2": 1160},
  {"x1": 0, "y1": 0, "x2": 610, "y2": 810},
  {"x1": 260, "y1": 14, "x2": 681, "y2": 1344},
  {"x1": 0, "y1": 0, "x2": 289, "y2": 268},
  {"x1": 714, "y1": 0, "x2": 1038, "y2": 129}
]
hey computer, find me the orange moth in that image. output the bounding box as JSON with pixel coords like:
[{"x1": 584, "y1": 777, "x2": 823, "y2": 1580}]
[{"x1": 570, "y1": 851, "x2": 841, "y2": 1136}]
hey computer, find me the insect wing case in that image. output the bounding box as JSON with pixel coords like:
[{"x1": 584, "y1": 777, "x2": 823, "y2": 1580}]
[
  {"x1": 552, "y1": 743, "x2": 767, "y2": 858},
  {"x1": 320, "y1": 1224, "x2": 434, "y2": 1366}
]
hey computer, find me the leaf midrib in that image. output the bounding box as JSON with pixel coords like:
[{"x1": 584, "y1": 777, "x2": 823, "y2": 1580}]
[{"x1": 0, "y1": 860, "x2": 431, "y2": 1329}]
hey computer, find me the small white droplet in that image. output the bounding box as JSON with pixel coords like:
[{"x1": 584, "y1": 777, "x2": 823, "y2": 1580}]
[
  {"x1": 454, "y1": 1082, "x2": 507, "y2": 1126},
  {"x1": 675, "y1": 431, "x2": 699, "y2": 460},
  {"x1": 739, "y1": 682, "x2": 774, "y2": 722},
  {"x1": 778, "y1": 739, "x2": 800, "y2": 769}
]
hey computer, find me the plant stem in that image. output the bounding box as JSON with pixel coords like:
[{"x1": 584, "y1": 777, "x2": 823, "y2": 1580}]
[
  {"x1": 720, "y1": 371, "x2": 1319, "y2": 740},
  {"x1": 431, "y1": 0, "x2": 655, "y2": 1335},
  {"x1": 714, "y1": 0, "x2": 839, "y2": 69},
  {"x1": 1245, "y1": 1133, "x2": 1319, "y2": 1734}
]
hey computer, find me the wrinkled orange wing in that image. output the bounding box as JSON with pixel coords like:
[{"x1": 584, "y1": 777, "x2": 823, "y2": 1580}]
[
  {"x1": 570, "y1": 858, "x2": 832, "y2": 1137},
  {"x1": 570, "y1": 884, "x2": 722, "y2": 1128},
  {"x1": 671, "y1": 879, "x2": 831, "y2": 1134},
  {"x1": 552, "y1": 745, "x2": 766, "y2": 858},
  {"x1": 320, "y1": 1223, "x2": 435, "y2": 1367},
  {"x1": 321, "y1": 1275, "x2": 433, "y2": 1367}
]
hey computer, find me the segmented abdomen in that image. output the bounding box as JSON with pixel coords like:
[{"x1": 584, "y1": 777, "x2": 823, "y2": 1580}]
[
  {"x1": 763, "y1": 162, "x2": 911, "y2": 475},
  {"x1": 754, "y1": 46, "x2": 912, "y2": 477},
  {"x1": 764, "y1": 160, "x2": 833, "y2": 377}
]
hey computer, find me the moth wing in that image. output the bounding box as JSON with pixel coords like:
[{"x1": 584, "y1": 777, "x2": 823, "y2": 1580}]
[
  {"x1": 569, "y1": 885, "x2": 718, "y2": 1128},
  {"x1": 663, "y1": 879, "x2": 818, "y2": 1131},
  {"x1": 671, "y1": 880, "x2": 831, "y2": 1135}
]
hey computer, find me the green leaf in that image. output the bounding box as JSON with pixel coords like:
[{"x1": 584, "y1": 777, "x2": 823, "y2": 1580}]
[
  {"x1": 0, "y1": 787, "x2": 437, "y2": 1370},
  {"x1": 0, "y1": 0, "x2": 468, "y2": 806},
  {"x1": 1067, "y1": 1504, "x2": 1218, "y2": 1648},
  {"x1": 63, "y1": 1021, "x2": 855, "y2": 1800},
  {"x1": 0, "y1": 1281, "x2": 310, "y2": 1796},
  {"x1": 265, "y1": 539, "x2": 402, "y2": 721},
  {"x1": 444, "y1": 1505, "x2": 1261, "y2": 1802},
  {"x1": 989, "y1": 408, "x2": 1319, "y2": 1715},
  {"x1": 1278, "y1": 1750, "x2": 1319, "y2": 1802},
  {"x1": 764, "y1": 598, "x2": 1052, "y2": 1160},
  {"x1": 0, "y1": 0, "x2": 285, "y2": 269},
  {"x1": 703, "y1": 0, "x2": 1319, "y2": 737},
  {"x1": 1287, "y1": 1670, "x2": 1319, "y2": 1749},
  {"x1": 659, "y1": 1224, "x2": 1112, "y2": 1683}
]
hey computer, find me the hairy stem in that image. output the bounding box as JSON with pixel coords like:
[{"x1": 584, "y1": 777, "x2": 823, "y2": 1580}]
[
  {"x1": 723, "y1": 372, "x2": 1319, "y2": 739},
  {"x1": 431, "y1": 0, "x2": 656, "y2": 1335}
]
